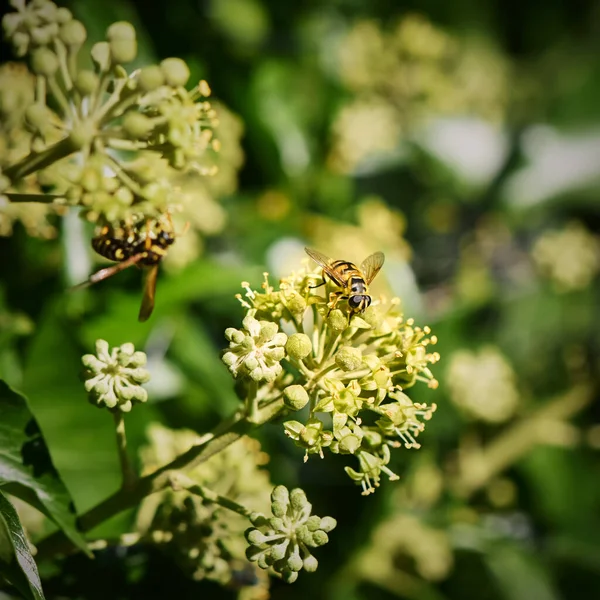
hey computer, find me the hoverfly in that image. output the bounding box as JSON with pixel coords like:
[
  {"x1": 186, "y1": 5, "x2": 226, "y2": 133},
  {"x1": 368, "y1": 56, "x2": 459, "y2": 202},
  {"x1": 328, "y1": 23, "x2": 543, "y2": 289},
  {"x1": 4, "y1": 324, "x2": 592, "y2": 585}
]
[
  {"x1": 305, "y1": 247, "x2": 385, "y2": 314},
  {"x1": 74, "y1": 216, "x2": 175, "y2": 322}
]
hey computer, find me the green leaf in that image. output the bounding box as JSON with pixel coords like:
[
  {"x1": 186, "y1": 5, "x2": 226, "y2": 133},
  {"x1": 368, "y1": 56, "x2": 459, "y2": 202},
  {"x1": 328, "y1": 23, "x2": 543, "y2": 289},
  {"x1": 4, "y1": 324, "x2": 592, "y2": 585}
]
[
  {"x1": 21, "y1": 302, "x2": 159, "y2": 540},
  {"x1": 0, "y1": 381, "x2": 89, "y2": 556},
  {"x1": 485, "y1": 542, "x2": 559, "y2": 600},
  {"x1": 0, "y1": 490, "x2": 45, "y2": 600}
]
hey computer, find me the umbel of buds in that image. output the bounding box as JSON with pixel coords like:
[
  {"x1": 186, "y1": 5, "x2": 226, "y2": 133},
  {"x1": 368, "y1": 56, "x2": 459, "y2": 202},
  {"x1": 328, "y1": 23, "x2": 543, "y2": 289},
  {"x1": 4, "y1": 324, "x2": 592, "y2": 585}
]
[
  {"x1": 1, "y1": 0, "x2": 218, "y2": 229},
  {"x1": 245, "y1": 485, "x2": 337, "y2": 583},
  {"x1": 81, "y1": 339, "x2": 150, "y2": 412},
  {"x1": 222, "y1": 262, "x2": 440, "y2": 495}
]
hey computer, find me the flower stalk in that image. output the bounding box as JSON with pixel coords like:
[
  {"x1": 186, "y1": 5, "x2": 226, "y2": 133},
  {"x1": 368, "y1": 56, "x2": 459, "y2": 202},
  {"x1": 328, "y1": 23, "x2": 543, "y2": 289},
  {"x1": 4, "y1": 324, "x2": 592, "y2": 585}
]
[{"x1": 113, "y1": 411, "x2": 136, "y2": 491}]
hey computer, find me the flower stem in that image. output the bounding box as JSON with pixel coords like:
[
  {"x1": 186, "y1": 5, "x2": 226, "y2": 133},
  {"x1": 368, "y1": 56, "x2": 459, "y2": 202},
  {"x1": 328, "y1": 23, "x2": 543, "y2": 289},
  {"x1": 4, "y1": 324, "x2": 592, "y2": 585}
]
[
  {"x1": 245, "y1": 380, "x2": 259, "y2": 423},
  {"x1": 113, "y1": 411, "x2": 136, "y2": 491},
  {"x1": 4, "y1": 136, "x2": 78, "y2": 182},
  {"x1": 171, "y1": 473, "x2": 253, "y2": 518},
  {"x1": 4, "y1": 192, "x2": 64, "y2": 203},
  {"x1": 34, "y1": 400, "x2": 284, "y2": 559}
]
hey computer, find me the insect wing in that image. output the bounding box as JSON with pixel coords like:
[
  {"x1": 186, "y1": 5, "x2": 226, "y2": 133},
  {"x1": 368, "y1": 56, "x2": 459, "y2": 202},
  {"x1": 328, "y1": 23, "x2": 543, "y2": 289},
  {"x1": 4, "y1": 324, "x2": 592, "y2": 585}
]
[
  {"x1": 138, "y1": 264, "x2": 159, "y2": 322},
  {"x1": 360, "y1": 251, "x2": 385, "y2": 285},
  {"x1": 304, "y1": 247, "x2": 345, "y2": 286},
  {"x1": 71, "y1": 253, "x2": 145, "y2": 290}
]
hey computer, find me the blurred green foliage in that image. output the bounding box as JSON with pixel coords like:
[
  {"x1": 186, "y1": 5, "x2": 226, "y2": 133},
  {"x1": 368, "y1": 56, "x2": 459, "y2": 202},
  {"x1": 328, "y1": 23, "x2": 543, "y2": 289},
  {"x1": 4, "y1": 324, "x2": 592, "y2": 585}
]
[{"x1": 1, "y1": 0, "x2": 599, "y2": 598}]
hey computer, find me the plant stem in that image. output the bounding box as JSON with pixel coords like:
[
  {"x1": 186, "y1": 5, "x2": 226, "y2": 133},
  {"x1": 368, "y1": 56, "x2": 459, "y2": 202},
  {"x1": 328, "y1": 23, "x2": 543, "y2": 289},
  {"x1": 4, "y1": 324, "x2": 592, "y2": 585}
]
[
  {"x1": 4, "y1": 136, "x2": 77, "y2": 182},
  {"x1": 113, "y1": 411, "x2": 136, "y2": 491},
  {"x1": 35, "y1": 400, "x2": 284, "y2": 559},
  {"x1": 4, "y1": 193, "x2": 64, "y2": 203},
  {"x1": 453, "y1": 383, "x2": 593, "y2": 498},
  {"x1": 245, "y1": 380, "x2": 259, "y2": 423},
  {"x1": 171, "y1": 474, "x2": 253, "y2": 518}
]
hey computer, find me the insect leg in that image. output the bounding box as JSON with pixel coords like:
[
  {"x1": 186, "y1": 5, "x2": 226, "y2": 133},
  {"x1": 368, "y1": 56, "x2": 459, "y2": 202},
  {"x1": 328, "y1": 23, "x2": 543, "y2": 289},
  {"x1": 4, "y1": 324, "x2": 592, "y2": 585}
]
[
  {"x1": 71, "y1": 253, "x2": 145, "y2": 289},
  {"x1": 308, "y1": 273, "x2": 328, "y2": 289}
]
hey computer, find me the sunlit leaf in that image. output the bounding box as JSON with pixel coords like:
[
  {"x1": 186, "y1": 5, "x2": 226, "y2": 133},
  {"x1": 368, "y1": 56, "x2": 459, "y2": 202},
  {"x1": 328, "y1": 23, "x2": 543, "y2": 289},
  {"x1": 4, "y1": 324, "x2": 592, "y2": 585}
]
[
  {"x1": 0, "y1": 381, "x2": 88, "y2": 555},
  {"x1": 0, "y1": 490, "x2": 45, "y2": 600}
]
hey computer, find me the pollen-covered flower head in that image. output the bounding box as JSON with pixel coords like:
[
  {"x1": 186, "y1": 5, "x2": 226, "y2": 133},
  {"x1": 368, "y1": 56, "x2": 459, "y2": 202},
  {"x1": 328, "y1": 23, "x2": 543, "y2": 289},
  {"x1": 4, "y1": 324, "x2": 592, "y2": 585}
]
[{"x1": 223, "y1": 256, "x2": 440, "y2": 494}]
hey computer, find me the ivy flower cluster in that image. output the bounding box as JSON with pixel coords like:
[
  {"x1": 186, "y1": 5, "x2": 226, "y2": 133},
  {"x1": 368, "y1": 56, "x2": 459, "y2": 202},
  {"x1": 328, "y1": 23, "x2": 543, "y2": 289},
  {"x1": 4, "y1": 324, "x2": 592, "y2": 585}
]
[
  {"x1": 136, "y1": 425, "x2": 273, "y2": 597},
  {"x1": 245, "y1": 485, "x2": 337, "y2": 583},
  {"x1": 2, "y1": 0, "x2": 218, "y2": 238},
  {"x1": 81, "y1": 339, "x2": 150, "y2": 412},
  {"x1": 222, "y1": 261, "x2": 440, "y2": 494}
]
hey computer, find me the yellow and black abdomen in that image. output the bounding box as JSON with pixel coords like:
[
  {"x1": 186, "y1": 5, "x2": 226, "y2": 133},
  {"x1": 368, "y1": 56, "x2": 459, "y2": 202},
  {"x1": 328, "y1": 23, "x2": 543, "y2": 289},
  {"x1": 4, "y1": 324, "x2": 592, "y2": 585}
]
[{"x1": 91, "y1": 235, "x2": 131, "y2": 262}]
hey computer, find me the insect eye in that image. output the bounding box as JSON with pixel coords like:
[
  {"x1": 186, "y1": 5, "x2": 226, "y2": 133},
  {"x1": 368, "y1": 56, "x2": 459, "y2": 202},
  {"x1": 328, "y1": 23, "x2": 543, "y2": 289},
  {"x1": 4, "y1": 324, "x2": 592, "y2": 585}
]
[{"x1": 348, "y1": 296, "x2": 362, "y2": 308}]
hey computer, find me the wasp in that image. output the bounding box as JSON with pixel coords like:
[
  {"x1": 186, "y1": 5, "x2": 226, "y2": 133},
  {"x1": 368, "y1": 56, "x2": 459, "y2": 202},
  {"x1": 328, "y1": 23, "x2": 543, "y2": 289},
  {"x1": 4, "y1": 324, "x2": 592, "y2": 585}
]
[
  {"x1": 75, "y1": 216, "x2": 175, "y2": 322},
  {"x1": 305, "y1": 247, "x2": 385, "y2": 314}
]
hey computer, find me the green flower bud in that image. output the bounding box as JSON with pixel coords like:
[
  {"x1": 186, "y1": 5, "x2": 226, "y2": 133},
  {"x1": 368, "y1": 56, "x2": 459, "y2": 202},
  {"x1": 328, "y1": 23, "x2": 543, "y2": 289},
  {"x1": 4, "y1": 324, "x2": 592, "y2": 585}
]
[
  {"x1": 335, "y1": 346, "x2": 363, "y2": 372},
  {"x1": 24, "y1": 103, "x2": 49, "y2": 131},
  {"x1": 268, "y1": 516, "x2": 284, "y2": 531},
  {"x1": 35, "y1": 1, "x2": 58, "y2": 21},
  {"x1": 286, "y1": 333, "x2": 312, "y2": 360},
  {"x1": 320, "y1": 516, "x2": 337, "y2": 532},
  {"x1": 362, "y1": 305, "x2": 383, "y2": 329},
  {"x1": 245, "y1": 529, "x2": 266, "y2": 545},
  {"x1": 270, "y1": 542, "x2": 288, "y2": 561},
  {"x1": 221, "y1": 352, "x2": 237, "y2": 367},
  {"x1": 246, "y1": 545, "x2": 262, "y2": 562},
  {"x1": 303, "y1": 555, "x2": 318, "y2": 572},
  {"x1": 91, "y1": 41, "x2": 110, "y2": 71},
  {"x1": 122, "y1": 112, "x2": 154, "y2": 138},
  {"x1": 258, "y1": 320, "x2": 278, "y2": 343},
  {"x1": 30, "y1": 47, "x2": 59, "y2": 76},
  {"x1": 138, "y1": 65, "x2": 164, "y2": 92},
  {"x1": 250, "y1": 513, "x2": 268, "y2": 527},
  {"x1": 109, "y1": 38, "x2": 137, "y2": 64},
  {"x1": 3, "y1": 13, "x2": 21, "y2": 38},
  {"x1": 311, "y1": 530, "x2": 329, "y2": 546},
  {"x1": 160, "y1": 57, "x2": 190, "y2": 86},
  {"x1": 289, "y1": 488, "x2": 308, "y2": 512},
  {"x1": 11, "y1": 32, "x2": 29, "y2": 57},
  {"x1": 30, "y1": 24, "x2": 57, "y2": 46},
  {"x1": 287, "y1": 552, "x2": 303, "y2": 572},
  {"x1": 56, "y1": 8, "x2": 73, "y2": 24},
  {"x1": 338, "y1": 433, "x2": 361, "y2": 454},
  {"x1": 59, "y1": 20, "x2": 86, "y2": 46},
  {"x1": 271, "y1": 501, "x2": 286, "y2": 518},
  {"x1": 283, "y1": 385, "x2": 309, "y2": 411},
  {"x1": 296, "y1": 526, "x2": 312, "y2": 545},
  {"x1": 327, "y1": 309, "x2": 348, "y2": 332},
  {"x1": 264, "y1": 347, "x2": 285, "y2": 362},
  {"x1": 271, "y1": 485, "x2": 289, "y2": 507},
  {"x1": 69, "y1": 121, "x2": 96, "y2": 150},
  {"x1": 286, "y1": 292, "x2": 306, "y2": 315},
  {"x1": 306, "y1": 516, "x2": 321, "y2": 532},
  {"x1": 282, "y1": 570, "x2": 298, "y2": 584},
  {"x1": 107, "y1": 21, "x2": 136, "y2": 41},
  {"x1": 74, "y1": 70, "x2": 99, "y2": 95}
]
